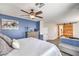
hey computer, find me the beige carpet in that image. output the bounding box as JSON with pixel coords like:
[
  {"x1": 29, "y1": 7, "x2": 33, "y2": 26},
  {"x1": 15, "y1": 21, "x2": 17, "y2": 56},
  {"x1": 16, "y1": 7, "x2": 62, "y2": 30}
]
[{"x1": 47, "y1": 39, "x2": 60, "y2": 47}]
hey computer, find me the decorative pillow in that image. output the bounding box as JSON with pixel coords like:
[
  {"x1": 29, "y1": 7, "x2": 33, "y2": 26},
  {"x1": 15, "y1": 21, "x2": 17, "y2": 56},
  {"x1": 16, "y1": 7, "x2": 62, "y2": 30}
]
[
  {"x1": 0, "y1": 33, "x2": 12, "y2": 46},
  {"x1": 0, "y1": 38, "x2": 13, "y2": 56},
  {"x1": 12, "y1": 39, "x2": 20, "y2": 49}
]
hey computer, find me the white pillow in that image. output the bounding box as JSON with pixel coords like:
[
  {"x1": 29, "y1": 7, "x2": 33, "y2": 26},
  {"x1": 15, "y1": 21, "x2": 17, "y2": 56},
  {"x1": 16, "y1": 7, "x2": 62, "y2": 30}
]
[{"x1": 12, "y1": 39, "x2": 20, "y2": 49}]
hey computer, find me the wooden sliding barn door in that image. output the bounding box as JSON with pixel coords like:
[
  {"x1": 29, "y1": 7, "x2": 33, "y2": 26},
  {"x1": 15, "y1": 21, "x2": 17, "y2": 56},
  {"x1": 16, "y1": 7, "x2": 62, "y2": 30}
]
[{"x1": 63, "y1": 23, "x2": 73, "y2": 37}]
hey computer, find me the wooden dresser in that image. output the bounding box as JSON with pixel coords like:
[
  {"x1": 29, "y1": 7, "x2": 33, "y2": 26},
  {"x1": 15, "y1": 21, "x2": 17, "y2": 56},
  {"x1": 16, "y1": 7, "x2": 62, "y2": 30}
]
[{"x1": 26, "y1": 31, "x2": 39, "y2": 39}]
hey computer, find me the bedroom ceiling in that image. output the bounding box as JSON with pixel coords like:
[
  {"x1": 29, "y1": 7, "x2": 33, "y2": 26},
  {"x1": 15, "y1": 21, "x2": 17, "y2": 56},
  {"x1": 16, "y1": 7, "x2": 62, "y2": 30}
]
[{"x1": 0, "y1": 3, "x2": 79, "y2": 24}]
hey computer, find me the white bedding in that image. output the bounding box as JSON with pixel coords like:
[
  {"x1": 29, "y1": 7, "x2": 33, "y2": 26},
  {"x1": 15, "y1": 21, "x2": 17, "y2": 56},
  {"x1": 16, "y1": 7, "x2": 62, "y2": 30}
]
[
  {"x1": 59, "y1": 43, "x2": 79, "y2": 56},
  {"x1": 7, "y1": 37, "x2": 61, "y2": 56},
  {"x1": 59, "y1": 43, "x2": 79, "y2": 51}
]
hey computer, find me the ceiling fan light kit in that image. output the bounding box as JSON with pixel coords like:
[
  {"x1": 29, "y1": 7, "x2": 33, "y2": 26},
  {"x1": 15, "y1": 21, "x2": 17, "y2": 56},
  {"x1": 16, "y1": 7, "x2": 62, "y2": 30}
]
[{"x1": 29, "y1": 15, "x2": 35, "y2": 19}]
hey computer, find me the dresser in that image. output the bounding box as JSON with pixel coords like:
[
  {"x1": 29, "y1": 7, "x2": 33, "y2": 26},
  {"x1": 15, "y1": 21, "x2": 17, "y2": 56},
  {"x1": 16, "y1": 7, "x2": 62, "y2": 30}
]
[{"x1": 26, "y1": 31, "x2": 39, "y2": 39}]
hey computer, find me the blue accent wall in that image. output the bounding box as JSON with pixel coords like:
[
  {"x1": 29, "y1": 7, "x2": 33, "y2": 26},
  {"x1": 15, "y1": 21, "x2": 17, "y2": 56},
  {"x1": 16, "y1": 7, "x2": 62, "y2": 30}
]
[{"x1": 0, "y1": 14, "x2": 40, "y2": 39}]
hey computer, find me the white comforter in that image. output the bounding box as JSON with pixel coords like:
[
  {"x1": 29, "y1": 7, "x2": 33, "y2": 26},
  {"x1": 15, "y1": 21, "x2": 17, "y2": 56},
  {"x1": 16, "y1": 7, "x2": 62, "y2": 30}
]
[{"x1": 7, "y1": 37, "x2": 61, "y2": 56}]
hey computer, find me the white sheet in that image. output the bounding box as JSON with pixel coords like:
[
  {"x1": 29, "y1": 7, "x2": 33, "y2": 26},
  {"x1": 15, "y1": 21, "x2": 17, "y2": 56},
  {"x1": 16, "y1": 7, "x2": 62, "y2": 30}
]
[
  {"x1": 59, "y1": 43, "x2": 79, "y2": 51},
  {"x1": 7, "y1": 37, "x2": 61, "y2": 56},
  {"x1": 59, "y1": 43, "x2": 79, "y2": 56}
]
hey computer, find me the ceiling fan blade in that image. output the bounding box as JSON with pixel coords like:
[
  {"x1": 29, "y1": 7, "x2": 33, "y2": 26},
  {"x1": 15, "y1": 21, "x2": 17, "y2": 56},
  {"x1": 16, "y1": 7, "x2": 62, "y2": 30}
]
[
  {"x1": 36, "y1": 16, "x2": 43, "y2": 18},
  {"x1": 36, "y1": 11, "x2": 42, "y2": 15},
  {"x1": 21, "y1": 9, "x2": 29, "y2": 14}
]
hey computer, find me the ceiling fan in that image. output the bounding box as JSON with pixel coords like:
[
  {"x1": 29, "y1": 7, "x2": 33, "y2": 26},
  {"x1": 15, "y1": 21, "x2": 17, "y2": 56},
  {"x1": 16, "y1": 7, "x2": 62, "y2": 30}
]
[{"x1": 21, "y1": 9, "x2": 43, "y2": 19}]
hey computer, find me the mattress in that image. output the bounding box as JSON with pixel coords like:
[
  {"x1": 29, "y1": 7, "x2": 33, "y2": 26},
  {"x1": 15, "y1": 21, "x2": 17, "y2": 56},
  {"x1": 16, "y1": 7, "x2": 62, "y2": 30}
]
[{"x1": 6, "y1": 37, "x2": 61, "y2": 56}]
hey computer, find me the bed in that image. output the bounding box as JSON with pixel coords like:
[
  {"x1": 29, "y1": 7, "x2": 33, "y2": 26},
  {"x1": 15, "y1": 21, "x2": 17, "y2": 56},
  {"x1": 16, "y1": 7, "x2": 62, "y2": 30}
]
[
  {"x1": 59, "y1": 37, "x2": 79, "y2": 56},
  {"x1": 0, "y1": 33, "x2": 61, "y2": 56}
]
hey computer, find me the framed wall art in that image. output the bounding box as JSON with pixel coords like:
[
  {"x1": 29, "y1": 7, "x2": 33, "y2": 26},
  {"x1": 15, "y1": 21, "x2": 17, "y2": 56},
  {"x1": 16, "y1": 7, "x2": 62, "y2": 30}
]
[{"x1": 1, "y1": 19, "x2": 19, "y2": 30}]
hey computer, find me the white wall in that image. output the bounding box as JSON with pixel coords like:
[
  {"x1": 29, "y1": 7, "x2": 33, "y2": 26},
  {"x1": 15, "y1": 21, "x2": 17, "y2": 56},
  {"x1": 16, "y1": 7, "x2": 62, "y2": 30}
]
[
  {"x1": 40, "y1": 20, "x2": 48, "y2": 40},
  {"x1": 73, "y1": 22, "x2": 79, "y2": 38},
  {"x1": 40, "y1": 20, "x2": 58, "y2": 40},
  {"x1": 45, "y1": 23, "x2": 58, "y2": 40},
  {"x1": 40, "y1": 21, "x2": 44, "y2": 34}
]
